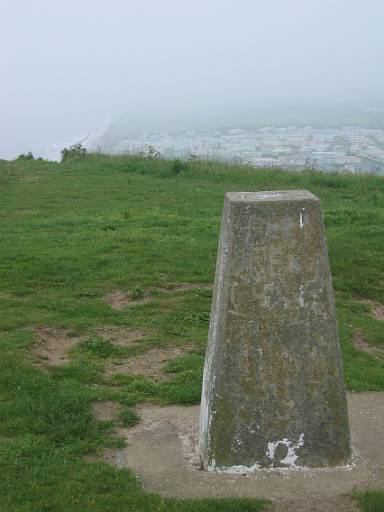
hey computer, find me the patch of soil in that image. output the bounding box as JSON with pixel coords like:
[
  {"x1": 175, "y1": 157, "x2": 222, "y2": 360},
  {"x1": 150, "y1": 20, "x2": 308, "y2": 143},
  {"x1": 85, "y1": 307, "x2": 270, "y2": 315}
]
[
  {"x1": 85, "y1": 400, "x2": 131, "y2": 467},
  {"x1": 353, "y1": 329, "x2": 384, "y2": 360},
  {"x1": 104, "y1": 290, "x2": 152, "y2": 310},
  {"x1": 105, "y1": 345, "x2": 191, "y2": 381},
  {"x1": 83, "y1": 448, "x2": 128, "y2": 468},
  {"x1": 31, "y1": 326, "x2": 82, "y2": 368},
  {"x1": 96, "y1": 326, "x2": 147, "y2": 347},
  {"x1": 92, "y1": 401, "x2": 121, "y2": 422},
  {"x1": 0, "y1": 291, "x2": 30, "y2": 301},
  {"x1": 104, "y1": 283, "x2": 212, "y2": 310},
  {"x1": 362, "y1": 298, "x2": 384, "y2": 321},
  {"x1": 95, "y1": 392, "x2": 384, "y2": 506},
  {"x1": 0, "y1": 435, "x2": 14, "y2": 443}
]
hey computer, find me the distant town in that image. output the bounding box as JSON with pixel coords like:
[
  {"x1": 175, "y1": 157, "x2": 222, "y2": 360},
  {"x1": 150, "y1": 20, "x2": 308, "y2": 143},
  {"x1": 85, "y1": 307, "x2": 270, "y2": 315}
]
[{"x1": 96, "y1": 126, "x2": 384, "y2": 174}]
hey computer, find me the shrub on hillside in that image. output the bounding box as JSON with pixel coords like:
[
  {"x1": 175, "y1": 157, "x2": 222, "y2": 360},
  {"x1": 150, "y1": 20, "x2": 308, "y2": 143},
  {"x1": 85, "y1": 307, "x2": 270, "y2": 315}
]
[
  {"x1": 16, "y1": 151, "x2": 34, "y2": 161},
  {"x1": 61, "y1": 143, "x2": 86, "y2": 163}
]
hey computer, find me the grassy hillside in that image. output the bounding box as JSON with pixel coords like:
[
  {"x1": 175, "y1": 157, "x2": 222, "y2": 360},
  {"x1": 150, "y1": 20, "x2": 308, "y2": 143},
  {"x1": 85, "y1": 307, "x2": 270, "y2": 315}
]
[{"x1": 0, "y1": 154, "x2": 383, "y2": 511}]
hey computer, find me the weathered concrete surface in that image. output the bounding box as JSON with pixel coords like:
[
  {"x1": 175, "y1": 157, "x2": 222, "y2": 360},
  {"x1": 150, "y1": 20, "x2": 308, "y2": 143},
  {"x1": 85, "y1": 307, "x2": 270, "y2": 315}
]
[
  {"x1": 200, "y1": 191, "x2": 351, "y2": 470},
  {"x1": 110, "y1": 393, "x2": 384, "y2": 506}
]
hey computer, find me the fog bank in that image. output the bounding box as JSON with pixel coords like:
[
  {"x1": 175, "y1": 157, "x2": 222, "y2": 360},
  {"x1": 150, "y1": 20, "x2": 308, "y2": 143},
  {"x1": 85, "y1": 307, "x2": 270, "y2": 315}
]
[{"x1": 1, "y1": 0, "x2": 384, "y2": 159}]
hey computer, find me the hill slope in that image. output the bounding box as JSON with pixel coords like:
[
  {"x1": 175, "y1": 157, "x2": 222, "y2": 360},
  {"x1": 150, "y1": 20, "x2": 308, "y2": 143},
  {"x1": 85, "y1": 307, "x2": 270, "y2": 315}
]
[{"x1": 0, "y1": 155, "x2": 383, "y2": 511}]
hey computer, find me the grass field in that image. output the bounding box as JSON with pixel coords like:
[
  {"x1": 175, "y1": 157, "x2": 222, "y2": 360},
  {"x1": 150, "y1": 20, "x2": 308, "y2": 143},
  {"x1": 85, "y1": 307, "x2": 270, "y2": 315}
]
[{"x1": 0, "y1": 154, "x2": 383, "y2": 511}]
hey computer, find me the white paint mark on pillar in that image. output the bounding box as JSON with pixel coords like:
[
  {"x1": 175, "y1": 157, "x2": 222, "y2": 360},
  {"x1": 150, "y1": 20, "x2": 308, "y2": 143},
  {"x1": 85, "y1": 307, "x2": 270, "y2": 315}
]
[
  {"x1": 299, "y1": 208, "x2": 306, "y2": 228},
  {"x1": 298, "y1": 285, "x2": 305, "y2": 307},
  {"x1": 208, "y1": 459, "x2": 262, "y2": 473},
  {"x1": 266, "y1": 433, "x2": 305, "y2": 467}
]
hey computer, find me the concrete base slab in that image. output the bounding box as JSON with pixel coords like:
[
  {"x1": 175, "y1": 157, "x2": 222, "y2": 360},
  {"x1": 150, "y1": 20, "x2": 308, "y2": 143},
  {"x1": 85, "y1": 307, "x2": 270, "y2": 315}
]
[{"x1": 113, "y1": 392, "x2": 384, "y2": 504}]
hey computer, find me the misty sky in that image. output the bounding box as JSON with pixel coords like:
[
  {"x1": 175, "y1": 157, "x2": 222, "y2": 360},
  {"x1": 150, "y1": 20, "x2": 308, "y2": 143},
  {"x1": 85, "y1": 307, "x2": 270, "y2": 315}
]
[{"x1": 1, "y1": 0, "x2": 384, "y2": 158}]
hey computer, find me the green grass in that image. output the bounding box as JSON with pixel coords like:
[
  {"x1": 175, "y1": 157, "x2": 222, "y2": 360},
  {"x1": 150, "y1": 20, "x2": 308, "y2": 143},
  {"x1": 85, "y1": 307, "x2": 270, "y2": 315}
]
[
  {"x1": 77, "y1": 336, "x2": 125, "y2": 358},
  {"x1": 164, "y1": 353, "x2": 206, "y2": 374},
  {"x1": 353, "y1": 491, "x2": 384, "y2": 512},
  {"x1": 119, "y1": 407, "x2": 139, "y2": 428},
  {"x1": 1, "y1": 153, "x2": 384, "y2": 510}
]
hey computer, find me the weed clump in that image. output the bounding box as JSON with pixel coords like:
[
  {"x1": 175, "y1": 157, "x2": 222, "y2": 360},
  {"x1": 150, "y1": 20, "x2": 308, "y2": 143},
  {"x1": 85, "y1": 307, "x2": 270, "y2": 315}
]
[{"x1": 130, "y1": 286, "x2": 144, "y2": 301}]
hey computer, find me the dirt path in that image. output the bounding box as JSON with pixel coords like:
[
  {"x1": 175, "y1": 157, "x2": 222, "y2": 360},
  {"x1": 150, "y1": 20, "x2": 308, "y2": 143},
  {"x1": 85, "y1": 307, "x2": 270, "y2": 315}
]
[{"x1": 104, "y1": 392, "x2": 384, "y2": 510}]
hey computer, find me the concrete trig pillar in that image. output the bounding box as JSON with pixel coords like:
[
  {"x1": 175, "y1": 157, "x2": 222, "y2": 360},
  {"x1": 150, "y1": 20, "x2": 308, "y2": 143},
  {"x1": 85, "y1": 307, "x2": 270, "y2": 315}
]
[{"x1": 200, "y1": 190, "x2": 351, "y2": 471}]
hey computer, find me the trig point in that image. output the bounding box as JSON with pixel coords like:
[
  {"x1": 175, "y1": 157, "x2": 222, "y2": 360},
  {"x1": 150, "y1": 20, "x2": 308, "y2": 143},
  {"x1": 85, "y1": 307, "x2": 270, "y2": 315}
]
[{"x1": 200, "y1": 190, "x2": 351, "y2": 471}]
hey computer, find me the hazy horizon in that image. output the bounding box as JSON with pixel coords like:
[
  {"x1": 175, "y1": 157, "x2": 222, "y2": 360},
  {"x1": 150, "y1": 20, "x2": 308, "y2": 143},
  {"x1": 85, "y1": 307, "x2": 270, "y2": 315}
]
[{"x1": 2, "y1": 0, "x2": 384, "y2": 159}]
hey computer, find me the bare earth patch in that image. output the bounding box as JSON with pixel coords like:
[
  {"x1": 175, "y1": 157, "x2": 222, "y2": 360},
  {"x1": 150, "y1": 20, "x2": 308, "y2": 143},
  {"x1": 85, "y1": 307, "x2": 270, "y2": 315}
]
[
  {"x1": 103, "y1": 290, "x2": 152, "y2": 310},
  {"x1": 92, "y1": 401, "x2": 121, "y2": 422},
  {"x1": 361, "y1": 298, "x2": 384, "y2": 321},
  {"x1": 105, "y1": 345, "x2": 192, "y2": 381},
  {"x1": 0, "y1": 435, "x2": 14, "y2": 443},
  {"x1": 31, "y1": 325, "x2": 147, "y2": 369},
  {"x1": 0, "y1": 292, "x2": 19, "y2": 300},
  {"x1": 103, "y1": 283, "x2": 212, "y2": 310},
  {"x1": 96, "y1": 326, "x2": 147, "y2": 347},
  {"x1": 83, "y1": 401, "x2": 129, "y2": 467},
  {"x1": 82, "y1": 448, "x2": 127, "y2": 468},
  {"x1": 353, "y1": 329, "x2": 384, "y2": 360},
  {"x1": 91, "y1": 392, "x2": 384, "y2": 511},
  {"x1": 31, "y1": 326, "x2": 82, "y2": 368},
  {"x1": 83, "y1": 448, "x2": 128, "y2": 468}
]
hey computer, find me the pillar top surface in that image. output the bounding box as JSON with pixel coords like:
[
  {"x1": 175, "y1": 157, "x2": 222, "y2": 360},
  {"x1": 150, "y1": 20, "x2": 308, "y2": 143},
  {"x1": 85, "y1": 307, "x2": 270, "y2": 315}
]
[{"x1": 225, "y1": 190, "x2": 319, "y2": 203}]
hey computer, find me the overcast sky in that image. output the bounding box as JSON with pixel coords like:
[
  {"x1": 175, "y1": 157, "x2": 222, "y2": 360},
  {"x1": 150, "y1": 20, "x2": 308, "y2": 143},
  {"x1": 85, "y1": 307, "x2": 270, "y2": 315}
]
[{"x1": 1, "y1": 0, "x2": 384, "y2": 158}]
